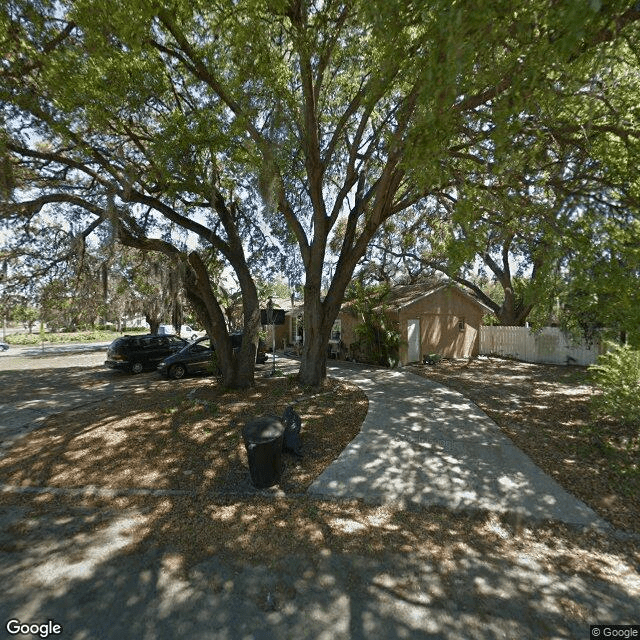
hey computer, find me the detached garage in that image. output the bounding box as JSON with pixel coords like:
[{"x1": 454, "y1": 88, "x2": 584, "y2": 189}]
[
  {"x1": 392, "y1": 284, "x2": 491, "y2": 363},
  {"x1": 336, "y1": 283, "x2": 492, "y2": 365},
  {"x1": 281, "y1": 283, "x2": 491, "y2": 365}
]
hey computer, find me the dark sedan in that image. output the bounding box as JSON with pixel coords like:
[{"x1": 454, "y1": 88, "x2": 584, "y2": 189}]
[
  {"x1": 157, "y1": 336, "x2": 216, "y2": 379},
  {"x1": 105, "y1": 333, "x2": 188, "y2": 374},
  {"x1": 158, "y1": 334, "x2": 268, "y2": 379}
]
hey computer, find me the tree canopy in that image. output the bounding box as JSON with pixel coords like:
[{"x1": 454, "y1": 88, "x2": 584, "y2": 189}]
[{"x1": 2, "y1": 0, "x2": 639, "y2": 384}]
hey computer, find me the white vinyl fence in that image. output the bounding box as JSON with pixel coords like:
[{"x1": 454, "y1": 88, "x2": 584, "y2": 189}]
[{"x1": 479, "y1": 326, "x2": 602, "y2": 366}]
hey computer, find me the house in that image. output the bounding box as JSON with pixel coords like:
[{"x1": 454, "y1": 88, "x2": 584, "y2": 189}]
[
  {"x1": 338, "y1": 283, "x2": 492, "y2": 364},
  {"x1": 284, "y1": 303, "x2": 306, "y2": 352},
  {"x1": 280, "y1": 282, "x2": 492, "y2": 364}
]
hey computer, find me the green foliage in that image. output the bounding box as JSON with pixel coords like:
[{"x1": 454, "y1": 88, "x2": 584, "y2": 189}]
[
  {"x1": 589, "y1": 342, "x2": 640, "y2": 428},
  {"x1": 2, "y1": 0, "x2": 639, "y2": 388},
  {"x1": 5, "y1": 328, "x2": 132, "y2": 345},
  {"x1": 348, "y1": 282, "x2": 402, "y2": 367},
  {"x1": 561, "y1": 217, "x2": 640, "y2": 347},
  {"x1": 13, "y1": 304, "x2": 39, "y2": 332}
]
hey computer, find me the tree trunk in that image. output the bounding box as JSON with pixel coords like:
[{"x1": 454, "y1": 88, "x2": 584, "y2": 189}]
[
  {"x1": 183, "y1": 252, "x2": 257, "y2": 389},
  {"x1": 298, "y1": 290, "x2": 328, "y2": 386},
  {"x1": 497, "y1": 284, "x2": 534, "y2": 326},
  {"x1": 232, "y1": 265, "x2": 261, "y2": 389},
  {"x1": 146, "y1": 314, "x2": 160, "y2": 334},
  {"x1": 297, "y1": 278, "x2": 346, "y2": 387},
  {"x1": 171, "y1": 300, "x2": 183, "y2": 337}
]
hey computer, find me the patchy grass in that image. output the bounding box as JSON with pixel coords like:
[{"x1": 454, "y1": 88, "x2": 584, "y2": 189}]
[
  {"x1": 0, "y1": 372, "x2": 368, "y2": 496},
  {"x1": 5, "y1": 328, "x2": 146, "y2": 346},
  {"x1": 409, "y1": 357, "x2": 640, "y2": 534}
]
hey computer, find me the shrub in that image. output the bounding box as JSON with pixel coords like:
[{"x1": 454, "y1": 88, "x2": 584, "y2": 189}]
[
  {"x1": 589, "y1": 342, "x2": 640, "y2": 427},
  {"x1": 6, "y1": 333, "x2": 41, "y2": 345},
  {"x1": 347, "y1": 282, "x2": 402, "y2": 367},
  {"x1": 353, "y1": 320, "x2": 401, "y2": 367}
]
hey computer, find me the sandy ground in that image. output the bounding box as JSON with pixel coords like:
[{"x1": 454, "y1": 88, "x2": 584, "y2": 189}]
[{"x1": 0, "y1": 348, "x2": 638, "y2": 639}]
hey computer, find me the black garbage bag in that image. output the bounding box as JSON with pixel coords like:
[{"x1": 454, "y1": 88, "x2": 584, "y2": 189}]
[{"x1": 281, "y1": 405, "x2": 303, "y2": 457}]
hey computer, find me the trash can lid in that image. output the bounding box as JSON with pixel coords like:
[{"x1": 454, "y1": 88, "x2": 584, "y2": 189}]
[{"x1": 243, "y1": 415, "x2": 284, "y2": 443}]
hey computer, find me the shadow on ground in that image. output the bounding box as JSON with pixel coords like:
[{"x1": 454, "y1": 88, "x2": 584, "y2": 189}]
[
  {"x1": 1, "y1": 361, "x2": 638, "y2": 638},
  {"x1": 407, "y1": 358, "x2": 640, "y2": 534},
  {"x1": 0, "y1": 366, "x2": 367, "y2": 495},
  {"x1": 1, "y1": 493, "x2": 638, "y2": 640},
  {"x1": 311, "y1": 363, "x2": 607, "y2": 530}
]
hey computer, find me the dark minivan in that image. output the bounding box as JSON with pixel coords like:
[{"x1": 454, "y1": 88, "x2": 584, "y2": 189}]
[{"x1": 105, "y1": 334, "x2": 188, "y2": 374}]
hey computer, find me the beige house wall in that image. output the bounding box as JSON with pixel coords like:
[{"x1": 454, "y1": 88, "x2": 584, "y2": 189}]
[
  {"x1": 337, "y1": 288, "x2": 484, "y2": 363},
  {"x1": 337, "y1": 311, "x2": 360, "y2": 346},
  {"x1": 264, "y1": 323, "x2": 288, "y2": 350},
  {"x1": 397, "y1": 287, "x2": 484, "y2": 363},
  {"x1": 281, "y1": 286, "x2": 486, "y2": 363},
  {"x1": 284, "y1": 309, "x2": 305, "y2": 348}
]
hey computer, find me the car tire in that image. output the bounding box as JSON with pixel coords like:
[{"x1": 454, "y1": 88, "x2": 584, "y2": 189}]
[
  {"x1": 170, "y1": 364, "x2": 186, "y2": 380},
  {"x1": 131, "y1": 361, "x2": 144, "y2": 374}
]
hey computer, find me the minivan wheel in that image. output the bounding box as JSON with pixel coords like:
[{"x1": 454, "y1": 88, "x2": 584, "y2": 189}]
[
  {"x1": 170, "y1": 364, "x2": 186, "y2": 379},
  {"x1": 131, "y1": 361, "x2": 144, "y2": 374}
]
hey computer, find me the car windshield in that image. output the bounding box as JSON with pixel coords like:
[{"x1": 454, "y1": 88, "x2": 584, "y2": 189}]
[{"x1": 185, "y1": 338, "x2": 212, "y2": 353}]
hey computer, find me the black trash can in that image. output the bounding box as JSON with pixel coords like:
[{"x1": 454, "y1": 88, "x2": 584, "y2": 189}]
[{"x1": 242, "y1": 415, "x2": 285, "y2": 489}]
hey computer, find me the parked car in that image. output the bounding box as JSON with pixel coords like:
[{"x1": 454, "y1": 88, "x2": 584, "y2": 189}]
[
  {"x1": 157, "y1": 336, "x2": 217, "y2": 379},
  {"x1": 105, "y1": 334, "x2": 188, "y2": 374},
  {"x1": 157, "y1": 324, "x2": 201, "y2": 340},
  {"x1": 0, "y1": 342, "x2": 9, "y2": 351},
  {"x1": 158, "y1": 333, "x2": 268, "y2": 379}
]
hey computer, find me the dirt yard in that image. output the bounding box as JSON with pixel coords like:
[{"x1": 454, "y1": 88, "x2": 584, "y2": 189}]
[
  {"x1": 0, "y1": 367, "x2": 368, "y2": 496},
  {"x1": 408, "y1": 357, "x2": 640, "y2": 535},
  {"x1": 1, "y1": 356, "x2": 639, "y2": 637}
]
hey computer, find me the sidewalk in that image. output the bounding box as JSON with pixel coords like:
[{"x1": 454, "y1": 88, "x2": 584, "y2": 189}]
[{"x1": 310, "y1": 361, "x2": 610, "y2": 530}]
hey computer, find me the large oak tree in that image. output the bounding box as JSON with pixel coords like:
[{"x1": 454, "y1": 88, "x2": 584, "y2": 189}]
[{"x1": 2, "y1": 0, "x2": 638, "y2": 385}]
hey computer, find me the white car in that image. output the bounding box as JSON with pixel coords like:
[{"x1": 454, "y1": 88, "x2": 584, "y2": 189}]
[{"x1": 157, "y1": 324, "x2": 202, "y2": 340}]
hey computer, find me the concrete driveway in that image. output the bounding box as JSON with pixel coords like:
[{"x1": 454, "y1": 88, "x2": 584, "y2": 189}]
[{"x1": 310, "y1": 362, "x2": 609, "y2": 530}]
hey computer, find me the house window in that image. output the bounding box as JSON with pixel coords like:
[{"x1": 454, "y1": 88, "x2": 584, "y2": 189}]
[
  {"x1": 458, "y1": 318, "x2": 465, "y2": 332},
  {"x1": 330, "y1": 319, "x2": 342, "y2": 342}
]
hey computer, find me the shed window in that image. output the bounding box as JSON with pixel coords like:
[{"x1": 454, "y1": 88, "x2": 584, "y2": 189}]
[{"x1": 330, "y1": 319, "x2": 342, "y2": 342}]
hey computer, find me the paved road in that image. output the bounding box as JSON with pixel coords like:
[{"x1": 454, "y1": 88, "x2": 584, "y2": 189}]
[
  {"x1": 0, "y1": 341, "x2": 111, "y2": 368},
  {"x1": 0, "y1": 343, "x2": 132, "y2": 456}
]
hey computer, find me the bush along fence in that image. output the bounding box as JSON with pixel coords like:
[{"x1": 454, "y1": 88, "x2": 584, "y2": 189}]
[{"x1": 479, "y1": 326, "x2": 603, "y2": 366}]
